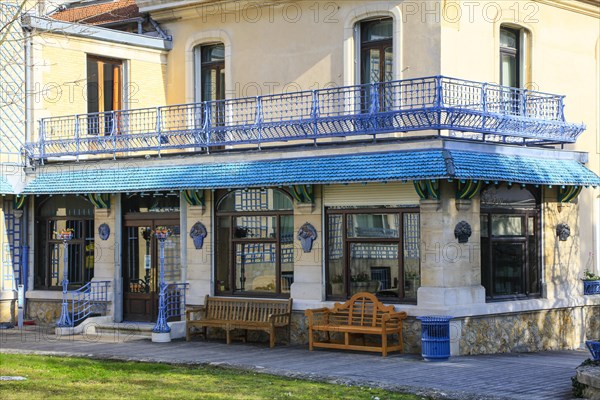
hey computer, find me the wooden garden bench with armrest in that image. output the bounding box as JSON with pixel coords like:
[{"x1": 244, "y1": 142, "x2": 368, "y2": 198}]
[
  {"x1": 186, "y1": 295, "x2": 293, "y2": 348},
  {"x1": 304, "y1": 292, "x2": 407, "y2": 357}
]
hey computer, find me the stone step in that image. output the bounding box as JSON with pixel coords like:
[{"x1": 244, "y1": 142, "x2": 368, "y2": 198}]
[{"x1": 93, "y1": 322, "x2": 156, "y2": 339}]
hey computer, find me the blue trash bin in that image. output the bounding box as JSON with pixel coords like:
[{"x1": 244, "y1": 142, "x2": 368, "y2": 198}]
[{"x1": 416, "y1": 316, "x2": 452, "y2": 361}]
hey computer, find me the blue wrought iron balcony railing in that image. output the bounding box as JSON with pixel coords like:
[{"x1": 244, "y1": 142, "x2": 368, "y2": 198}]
[{"x1": 25, "y1": 76, "x2": 584, "y2": 161}]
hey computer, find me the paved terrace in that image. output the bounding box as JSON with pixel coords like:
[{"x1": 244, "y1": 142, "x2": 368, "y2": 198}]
[{"x1": 0, "y1": 325, "x2": 589, "y2": 400}]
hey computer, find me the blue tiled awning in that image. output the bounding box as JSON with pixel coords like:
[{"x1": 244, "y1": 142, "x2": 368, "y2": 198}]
[
  {"x1": 0, "y1": 176, "x2": 14, "y2": 194},
  {"x1": 450, "y1": 151, "x2": 600, "y2": 186},
  {"x1": 23, "y1": 150, "x2": 600, "y2": 194}
]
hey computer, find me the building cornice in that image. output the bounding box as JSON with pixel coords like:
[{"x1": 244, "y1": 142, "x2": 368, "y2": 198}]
[{"x1": 535, "y1": 0, "x2": 599, "y2": 18}]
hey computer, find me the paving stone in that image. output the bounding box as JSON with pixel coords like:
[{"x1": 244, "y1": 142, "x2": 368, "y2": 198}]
[{"x1": 0, "y1": 327, "x2": 589, "y2": 400}]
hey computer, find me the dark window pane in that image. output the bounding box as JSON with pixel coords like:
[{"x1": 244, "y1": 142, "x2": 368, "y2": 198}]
[
  {"x1": 234, "y1": 216, "x2": 276, "y2": 239},
  {"x1": 347, "y1": 213, "x2": 399, "y2": 238},
  {"x1": 491, "y1": 215, "x2": 524, "y2": 236},
  {"x1": 349, "y1": 243, "x2": 398, "y2": 296},
  {"x1": 362, "y1": 18, "x2": 393, "y2": 42},
  {"x1": 492, "y1": 242, "x2": 525, "y2": 296},
  {"x1": 201, "y1": 44, "x2": 224, "y2": 62},
  {"x1": 500, "y1": 28, "x2": 518, "y2": 49},
  {"x1": 236, "y1": 243, "x2": 277, "y2": 293},
  {"x1": 403, "y1": 213, "x2": 420, "y2": 299}
]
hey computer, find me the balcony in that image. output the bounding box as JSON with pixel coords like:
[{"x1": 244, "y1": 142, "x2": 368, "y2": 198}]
[{"x1": 24, "y1": 76, "x2": 585, "y2": 162}]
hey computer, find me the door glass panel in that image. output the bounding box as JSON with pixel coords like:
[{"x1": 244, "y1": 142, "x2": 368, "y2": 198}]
[
  {"x1": 365, "y1": 49, "x2": 381, "y2": 84},
  {"x1": 349, "y1": 243, "x2": 398, "y2": 296},
  {"x1": 236, "y1": 243, "x2": 276, "y2": 293},
  {"x1": 492, "y1": 242, "x2": 524, "y2": 295},
  {"x1": 125, "y1": 226, "x2": 152, "y2": 293},
  {"x1": 492, "y1": 215, "x2": 523, "y2": 236},
  {"x1": 347, "y1": 214, "x2": 399, "y2": 238},
  {"x1": 280, "y1": 215, "x2": 294, "y2": 293},
  {"x1": 384, "y1": 47, "x2": 393, "y2": 82},
  {"x1": 162, "y1": 225, "x2": 181, "y2": 283},
  {"x1": 403, "y1": 213, "x2": 420, "y2": 299},
  {"x1": 216, "y1": 216, "x2": 231, "y2": 293},
  {"x1": 501, "y1": 54, "x2": 518, "y2": 88},
  {"x1": 235, "y1": 216, "x2": 276, "y2": 239},
  {"x1": 327, "y1": 214, "x2": 344, "y2": 296}
]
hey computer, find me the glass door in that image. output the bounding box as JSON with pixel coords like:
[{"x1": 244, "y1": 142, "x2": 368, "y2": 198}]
[{"x1": 123, "y1": 219, "x2": 180, "y2": 322}]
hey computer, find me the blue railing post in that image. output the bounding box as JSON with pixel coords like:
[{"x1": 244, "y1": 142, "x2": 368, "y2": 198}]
[
  {"x1": 56, "y1": 232, "x2": 73, "y2": 328},
  {"x1": 369, "y1": 82, "x2": 379, "y2": 114},
  {"x1": 521, "y1": 89, "x2": 528, "y2": 118},
  {"x1": 203, "y1": 103, "x2": 212, "y2": 147},
  {"x1": 75, "y1": 115, "x2": 80, "y2": 161},
  {"x1": 559, "y1": 96, "x2": 566, "y2": 121},
  {"x1": 153, "y1": 230, "x2": 171, "y2": 339},
  {"x1": 156, "y1": 107, "x2": 162, "y2": 156},
  {"x1": 39, "y1": 119, "x2": 45, "y2": 161},
  {"x1": 255, "y1": 96, "x2": 263, "y2": 148},
  {"x1": 481, "y1": 83, "x2": 488, "y2": 129},
  {"x1": 435, "y1": 76, "x2": 444, "y2": 129},
  {"x1": 311, "y1": 90, "x2": 319, "y2": 140}
]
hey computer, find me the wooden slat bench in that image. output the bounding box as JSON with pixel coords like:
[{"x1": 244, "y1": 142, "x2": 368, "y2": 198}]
[
  {"x1": 186, "y1": 295, "x2": 293, "y2": 348},
  {"x1": 304, "y1": 292, "x2": 407, "y2": 357}
]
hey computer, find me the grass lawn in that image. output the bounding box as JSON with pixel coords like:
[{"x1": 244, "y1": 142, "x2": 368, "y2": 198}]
[{"x1": 0, "y1": 354, "x2": 426, "y2": 400}]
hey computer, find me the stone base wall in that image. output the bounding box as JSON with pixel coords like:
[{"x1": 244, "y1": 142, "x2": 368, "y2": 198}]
[
  {"x1": 585, "y1": 306, "x2": 600, "y2": 340},
  {"x1": 287, "y1": 306, "x2": 599, "y2": 355},
  {"x1": 26, "y1": 299, "x2": 61, "y2": 324},
  {"x1": 0, "y1": 299, "x2": 16, "y2": 323},
  {"x1": 459, "y1": 307, "x2": 597, "y2": 355}
]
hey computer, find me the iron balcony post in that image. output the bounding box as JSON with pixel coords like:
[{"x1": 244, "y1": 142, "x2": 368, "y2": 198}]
[
  {"x1": 482, "y1": 83, "x2": 488, "y2": 131},
  {"x1": 156, "y1": 107, "x2": 162, "y2": 157},
  {"x1": 521, "y1": 89, "x2": 528, "y2": 118},
  {"x1": 75, "y1": 115, "x2": 80, "y2": 161},
  {"x1": 203, "y1": 103, "x2": 211, "y2": 148},
  {"x1": 311, "y1": 90, "x2": 319, "y2": 143},
  {"x1": 255, "y1": 96, "x2": 262, "y2": 149},
  {"x1": 435, "y1": 76, "x2": 444, "y2": 131},
  {"x1": 39, "y1": 119, "x2": 45, "y2": 162}
]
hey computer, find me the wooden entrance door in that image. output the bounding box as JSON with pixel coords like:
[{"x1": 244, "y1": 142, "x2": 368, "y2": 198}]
[{"x1": 123, "y1": 218, "x2": 180, "y2": 322}]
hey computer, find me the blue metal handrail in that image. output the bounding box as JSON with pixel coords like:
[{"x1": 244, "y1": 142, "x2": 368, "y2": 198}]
[
  {"x1": 165, "y1": 282, "x2": 188, "y2": 320},
  {"x1": 26, "y1": 76, "x2": 584, "y2": 161},
  {"x1": 63, "y1": 280, "x2": 110, "y2": 327}
]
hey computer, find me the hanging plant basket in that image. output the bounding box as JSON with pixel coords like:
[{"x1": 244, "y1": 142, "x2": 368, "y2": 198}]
[
  {"x1": 55, "y1": 229, "x2": 74, "y2": 241},
  {"x1": 153, "y1": 227, "x2": 172, "y2": 240}
]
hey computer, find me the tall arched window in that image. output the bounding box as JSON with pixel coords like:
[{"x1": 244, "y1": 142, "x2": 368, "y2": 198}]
[
  {"x1": 194, "y1": 43, "x2": 225, "y2": 127},
  {"x1": 480, "y1": 185, "x2": 541, "y2": 300},
  {"x1": 358, "y1": 17, "x2": 394, "y2": 112},
  {"x1": 360, "y1": 18, "x2": 393, "y2": 86},
  {"x1": 215, "y1": 189, "x2": 294, "y2": 297},
  {"x1": 34, "y1": 195, "x2": 94, "y2": 289}
]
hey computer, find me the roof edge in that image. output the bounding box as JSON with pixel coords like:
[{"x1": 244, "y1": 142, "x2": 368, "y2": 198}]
[{"x1": 21, "y1": 15, "x2": 172, "y2": 51}]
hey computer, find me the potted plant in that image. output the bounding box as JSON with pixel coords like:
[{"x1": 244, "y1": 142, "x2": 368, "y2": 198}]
[
  {"x1": 330, "y1": 274, "x2": 343, "y2": 295},
  {"x1": 582, "y1": 270, "x2": 600, "y2": 295},
  {"x1": 153, "y1": 226, "x2": 172, "y2": 240},
  {"x1": 55, "y1": 228, "x2": 74, "y2": 241}
]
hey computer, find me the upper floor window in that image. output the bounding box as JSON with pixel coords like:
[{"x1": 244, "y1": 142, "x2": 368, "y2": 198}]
[
  {"x1": 360, "y1": 18, "x2": 393, "y2": 86},
  {"x1": 87, "y1": 56, "x2": 122, "y2": 135},
  {"x1": 500, "y1": 27, "x2": 520, "y2": 88},
  {"x1": 194, "y1": 43, "x2": 225, "y2": 102}
]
